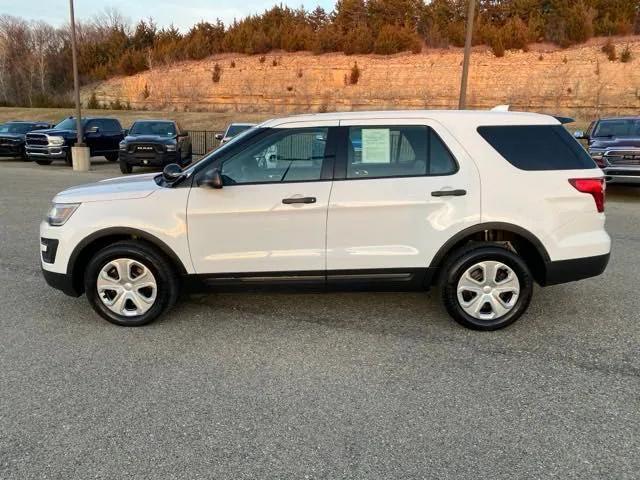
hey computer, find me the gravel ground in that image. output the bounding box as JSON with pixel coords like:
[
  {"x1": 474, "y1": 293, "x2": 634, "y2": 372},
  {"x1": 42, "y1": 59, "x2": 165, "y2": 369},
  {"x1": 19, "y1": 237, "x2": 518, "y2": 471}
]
[{"x1": 1, "y1": 158, "x2": 638, "y2": 479}]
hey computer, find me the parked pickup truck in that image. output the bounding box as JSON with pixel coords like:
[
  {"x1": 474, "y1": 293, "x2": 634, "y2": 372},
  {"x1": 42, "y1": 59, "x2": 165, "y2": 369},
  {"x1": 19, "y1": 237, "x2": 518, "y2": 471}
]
[
  {"x1": 118, "y1": 119, "x2": 192, "y2": 174},
  {"x1": 26, "y1": 117, "x2": 124, "y2": 165},
  {"x1": 575, "y1": 116, "x2": 640, "y2": 184},
  {"x1": 0, "y1": 121, "x2": 52, "y2": 160}
]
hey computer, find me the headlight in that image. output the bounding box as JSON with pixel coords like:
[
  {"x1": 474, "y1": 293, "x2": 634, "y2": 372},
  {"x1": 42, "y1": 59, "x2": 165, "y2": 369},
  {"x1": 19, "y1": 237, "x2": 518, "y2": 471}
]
[
  {"x1": 47, "y1": 203, "x2": 79, "y2": 226},
  {"x1": 48, "y1": 136, "x2": 65, "y2": 146},
  {"x1": 165, "y1": 144, "x2": 177, "y2": 152},
  {"x1": 119, "y1": 141, "x2": 126, "y2": 151}
]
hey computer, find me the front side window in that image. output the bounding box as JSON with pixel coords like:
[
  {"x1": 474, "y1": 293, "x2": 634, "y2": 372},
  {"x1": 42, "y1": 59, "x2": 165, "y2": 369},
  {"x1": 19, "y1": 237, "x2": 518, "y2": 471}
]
[
  {"x1": 221, "y1": 128, "x2": 329, "y2": 185},
  {"x1": 346, "y1": 126, "x2": 457, "y2": 179}
]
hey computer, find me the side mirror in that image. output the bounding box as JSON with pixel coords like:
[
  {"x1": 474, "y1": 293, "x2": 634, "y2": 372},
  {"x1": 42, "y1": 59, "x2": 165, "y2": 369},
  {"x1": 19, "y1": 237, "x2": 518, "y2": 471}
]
[
  {"x1": 86, "y1": 126, "x2": 99, "y2": 134},
  {"x1": 123, "y1": 129, "x2": 129, "y2": 136},
  {"x1": 574, "y1": 130, "x2": 586, "y2": 140},
  {"x1": 162, "y1": 163, "x2": 183, "y2": 183},
  {"x1": 215, "y1": 133, "x2": 223, "y2": 141},
  {"x1": 178, "y1": 132, "x2": 188, "y2": 137},
  {"x1": 201, "y1": 168, "x2": 224, "y2": 189}
]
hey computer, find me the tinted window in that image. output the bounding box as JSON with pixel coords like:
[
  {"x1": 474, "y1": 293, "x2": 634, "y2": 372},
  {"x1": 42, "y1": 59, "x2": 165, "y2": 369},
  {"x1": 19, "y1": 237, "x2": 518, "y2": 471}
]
[
  {"x1": 221, "y1": 128, "x2": 329, "y2": 184},
  {"x1": 593, "y1": 119, "x2": 640, "y2": 138},
  {"x1": 346, "y1": 126, "x2": 457, "y2": 179},
  {"x1": 98, "y1": 119, "x2": 122, "y2": 132},
  {"x1": 477, "y1": 125, "x2": 595, "y2": 171},
  {"x1": 55, "y1": 118, "x2": 77, "y2": 130},
  {"x1": 130, "y1": 121, "x2": 176, "y2": 136},
  {"x1": 0, "y1": 123, "x2": 32, "y2": 134},
  {"x1": 226, "y1": 124, "x2": 252, "y2": 137}
]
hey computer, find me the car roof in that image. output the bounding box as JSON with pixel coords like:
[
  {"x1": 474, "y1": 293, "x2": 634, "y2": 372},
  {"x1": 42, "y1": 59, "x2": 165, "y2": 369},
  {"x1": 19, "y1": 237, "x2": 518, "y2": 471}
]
[
  {"x1": 5, "y1": 120, "x2": 47, "y2": 124},
  {"x1": 598, "y1": 116, "x2": 640, "y2": 121},
  {"x1": 228, "y1": 123, "x2": 256, "y2": 126},
  {"x1": 132, "y1": 119, "x2": 175, "y2": 123},
  {"x1": 260, "y1": 109, "x2": 560, "y2": 128}
]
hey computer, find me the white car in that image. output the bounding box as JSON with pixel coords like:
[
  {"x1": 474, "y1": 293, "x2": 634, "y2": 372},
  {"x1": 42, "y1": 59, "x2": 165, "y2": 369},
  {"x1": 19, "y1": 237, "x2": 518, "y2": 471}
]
[{"x1": 40, "y1": 110, "x2": 610, "y2": 330}]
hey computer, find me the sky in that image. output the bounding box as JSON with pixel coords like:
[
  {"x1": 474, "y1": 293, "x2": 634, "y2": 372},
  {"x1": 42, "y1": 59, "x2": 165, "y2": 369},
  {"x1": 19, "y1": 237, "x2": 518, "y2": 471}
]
[{"x1": 0, "y1": 0, "x2": 337, "y2": 31}]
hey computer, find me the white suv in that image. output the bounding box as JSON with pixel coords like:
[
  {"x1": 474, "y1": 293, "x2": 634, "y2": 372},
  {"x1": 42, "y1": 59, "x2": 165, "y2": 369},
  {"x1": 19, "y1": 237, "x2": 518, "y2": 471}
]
[{"x1": 40, "y1": 110, "x2": 610, "y2": 330}]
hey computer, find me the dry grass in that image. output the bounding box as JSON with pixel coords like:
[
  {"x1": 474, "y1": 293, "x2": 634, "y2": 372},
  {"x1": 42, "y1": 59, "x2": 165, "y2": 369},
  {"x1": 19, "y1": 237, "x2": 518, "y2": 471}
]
[
  {"x1": 0, "y1": 106, "x2": 592, "y2": 134},
  {"x1": 0, "y1": 107, "x2": 270, "y2": 131}
]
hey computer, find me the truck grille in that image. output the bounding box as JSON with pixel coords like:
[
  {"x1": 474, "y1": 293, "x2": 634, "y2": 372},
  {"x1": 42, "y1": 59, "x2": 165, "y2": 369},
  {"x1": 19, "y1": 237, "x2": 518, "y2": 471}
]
[
  {"x1": 26, "y1": 133, "x2": 48, "y2": 146},
  {"x1": 130, "y1": 144, "x2": 163, "y2": 154},
  {"x1": 604, "y1": 150, "x2": 640, "y2": 166}
]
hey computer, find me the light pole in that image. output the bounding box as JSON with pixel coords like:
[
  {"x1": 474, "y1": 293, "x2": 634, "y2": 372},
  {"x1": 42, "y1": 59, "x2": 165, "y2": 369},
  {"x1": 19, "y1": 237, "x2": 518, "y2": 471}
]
[
  {"x1": 69, "y1": 0, "x2": 90, "y2": 170},
  {"x1": 458, "y1": 0, "x2": 476, "y2": 110}
]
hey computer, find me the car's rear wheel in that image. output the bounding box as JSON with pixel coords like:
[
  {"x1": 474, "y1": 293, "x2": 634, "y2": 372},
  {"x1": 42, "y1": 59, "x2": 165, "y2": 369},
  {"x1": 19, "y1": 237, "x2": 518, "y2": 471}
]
[
  {"x1": 119, "y1": 160, "x2": 132, "y2": 174},
  {"x1": 440, "y1": 244, "x2": 533, "y2": 330},
  {"x1": 84, "y1": 241, "x2": 179, "y2": 326},
  {"x1": 106, "y1": 153, "x2": 118, "y2": 162},
  {"x1": 35, "y1": 159, "x2": 52, "y2": 165}
]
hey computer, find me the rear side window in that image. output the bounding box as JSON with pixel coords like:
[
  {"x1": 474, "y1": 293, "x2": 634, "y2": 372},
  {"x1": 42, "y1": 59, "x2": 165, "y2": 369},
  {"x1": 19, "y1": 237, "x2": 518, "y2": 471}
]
[
  {"x1": 346, "y1": 126, "x2": 457, "y2": 179},
  {"x1": 477, "y1": 125, "x2": 595, "y2": 171}
]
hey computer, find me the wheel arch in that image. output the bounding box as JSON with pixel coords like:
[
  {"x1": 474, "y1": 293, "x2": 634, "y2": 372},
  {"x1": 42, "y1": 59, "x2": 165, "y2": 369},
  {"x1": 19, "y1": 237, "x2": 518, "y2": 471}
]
[
  {"x1": 68, "y1": 227, "x2": 188, "y2": 295},
  {"x1": 429, "y1": 222, "x2": 550, "y2": 285}
]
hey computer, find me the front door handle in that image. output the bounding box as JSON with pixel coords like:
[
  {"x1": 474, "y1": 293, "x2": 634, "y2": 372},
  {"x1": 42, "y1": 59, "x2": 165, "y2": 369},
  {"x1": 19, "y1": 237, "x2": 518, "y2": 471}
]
[
  {"x1": 282, "y1": 196, "x2": 316, "y2": 204},
  {"x1": 431, "y1": 189, "x2": 467, "y2": 197}
]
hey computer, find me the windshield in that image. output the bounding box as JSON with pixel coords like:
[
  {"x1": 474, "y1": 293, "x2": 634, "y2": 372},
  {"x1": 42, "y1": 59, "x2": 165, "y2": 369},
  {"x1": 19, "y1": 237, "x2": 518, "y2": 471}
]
[
  {"x1": 226, "y1": 124, "x2": 253, "y2": 137},
  {"x1": 593, "y1": 119, "x2": 640, "y2": 138},
  {"x1": 55, "y1": 118, "x2": 79, "y2": 130},
  {"x1": 130, "y1": 121, "x2": 176, "y2": 136},
  {"x1": 183, "y1": 126, "x2": 259, "y2": 174},
  {"x1": 0, "y1": 123, "x2": 32, "y2": 134}
]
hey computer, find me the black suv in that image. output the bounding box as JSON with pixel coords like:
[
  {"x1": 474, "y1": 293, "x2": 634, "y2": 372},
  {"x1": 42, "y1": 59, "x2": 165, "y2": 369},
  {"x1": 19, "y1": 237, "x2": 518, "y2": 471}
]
[
  {"x1": 575, "y1": 116, "x2": 640, "y2": 184},
  {"x1": 0, "y1": 121, "x2": 52, "y2": 160},
  {"x1": 26, "y1": 117, "x2": 125, "y2": 165},
  {"x1": 118, "y1": 120, "x2": 192, "y2": 174}
]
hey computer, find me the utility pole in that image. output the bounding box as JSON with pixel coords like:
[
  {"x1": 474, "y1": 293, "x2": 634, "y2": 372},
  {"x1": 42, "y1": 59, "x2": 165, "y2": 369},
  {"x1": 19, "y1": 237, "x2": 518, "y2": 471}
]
[
  {"x1": 458, "y1": 0, "x2": 476, "y2": 110},
  {"x1": 69, "y1": 0, "x2": 83, "y2": 145},
  {"x1": 69, "y1": 0, "x2": 89, "y2": 170}
]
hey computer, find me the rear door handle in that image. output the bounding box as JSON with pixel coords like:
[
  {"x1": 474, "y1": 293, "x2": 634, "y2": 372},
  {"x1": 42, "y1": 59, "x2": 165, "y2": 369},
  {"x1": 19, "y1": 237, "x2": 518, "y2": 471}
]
[
  {"x1": 282, "y1": 196, "x2": 316, "y2": 204},
  {"x1": 431, "y1": 189, "x2": 467, "y2": 197}
]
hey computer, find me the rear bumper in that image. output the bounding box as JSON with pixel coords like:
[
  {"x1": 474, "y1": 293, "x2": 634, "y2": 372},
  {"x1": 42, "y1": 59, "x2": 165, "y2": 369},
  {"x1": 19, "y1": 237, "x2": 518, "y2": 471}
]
[{"x1": 542, "y1": 253, "x2": 610, "y2": 286}]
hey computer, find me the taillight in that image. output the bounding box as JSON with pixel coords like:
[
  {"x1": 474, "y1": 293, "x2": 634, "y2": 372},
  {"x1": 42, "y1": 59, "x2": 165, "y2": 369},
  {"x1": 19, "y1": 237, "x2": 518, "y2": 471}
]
[{"x1": 569, "y1": 178, "x2": 605, "y2": 213}]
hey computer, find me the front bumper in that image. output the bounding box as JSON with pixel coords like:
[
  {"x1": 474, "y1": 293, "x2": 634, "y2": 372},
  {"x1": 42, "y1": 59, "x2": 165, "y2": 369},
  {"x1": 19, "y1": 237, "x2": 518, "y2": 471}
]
[
  {"x1": 26, "y1": 145, "x2": 68, "y2": 159},
  {"x1": 119, "y1": 151, "x2": 179, "y2": 167},
  {"x1": 0, "y1": 143, "x2": 24, "y2": 156},
  {"x1": 542, "y1": 253, "x2": 610, "y2": 286},
  {"x1": 603, "y1": 167, "x2": 640, "y2": 184},
  {"x1": 42, "y1": 268, "x2": 81, "y2": 297}
]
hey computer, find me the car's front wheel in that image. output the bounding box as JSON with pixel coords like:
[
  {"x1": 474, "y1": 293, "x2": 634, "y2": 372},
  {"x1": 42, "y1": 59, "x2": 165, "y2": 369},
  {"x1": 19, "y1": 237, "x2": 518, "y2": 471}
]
[
  {"x1": 84, "y1": 241, "x2": 179, "y2": 326},
  {"x1": 440, "y1": 244, "x2": 533, "y2": 330},
  {"x1": 119, "y1": 160, "x2": 132, "y2": 174},
  {"x1": 35, "y1": 159, "x2": 52, "y2": 165}
]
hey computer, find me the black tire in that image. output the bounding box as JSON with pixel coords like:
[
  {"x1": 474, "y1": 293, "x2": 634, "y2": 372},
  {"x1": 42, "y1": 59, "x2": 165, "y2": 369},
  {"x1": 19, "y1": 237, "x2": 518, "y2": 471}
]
[
  {"x1": 21, "y1": 147, "x2": 30, "y2": 161},
  {"x1": 64, "y1": 149, "x2": 72, "y2": 166},
  {"x1": 440, "y1": 244, "x2": 533, "y2": 331},
  {"x1": 35, "y1": 159, "x2": 52, "y2": 165},
  {"x1": 84, "y1": 240, "x2": 180, "y2": 327},
  {"x1": 106, "y1": 153, "x2": 118, "y2": 162},
  {"x1": 119, "y1": 159, "x2": 132, "y2": 174}
]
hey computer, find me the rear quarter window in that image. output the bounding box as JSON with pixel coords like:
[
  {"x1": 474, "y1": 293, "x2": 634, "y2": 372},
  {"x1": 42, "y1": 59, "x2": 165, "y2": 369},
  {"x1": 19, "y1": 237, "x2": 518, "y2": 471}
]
[{"x1": 477, "y1": 125, "x2": 596, "y2": 171}]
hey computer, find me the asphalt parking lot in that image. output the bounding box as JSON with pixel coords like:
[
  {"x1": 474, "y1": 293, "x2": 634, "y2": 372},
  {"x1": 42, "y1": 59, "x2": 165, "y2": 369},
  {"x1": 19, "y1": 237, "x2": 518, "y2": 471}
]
[{"x1": 1, "y1": 158, "x2": 639, "y2": 479}]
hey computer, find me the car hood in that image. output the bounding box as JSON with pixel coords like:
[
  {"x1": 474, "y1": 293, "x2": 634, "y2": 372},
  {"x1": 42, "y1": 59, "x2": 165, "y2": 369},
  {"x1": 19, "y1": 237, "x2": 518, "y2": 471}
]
[
  {"x1": 0, "y1": 133, "x2": 25, "y2": 140},
  {"x1": 53, "y1": 173, "x2": 161, "y2": 203},
  {"x1": 125, "y1": 134, "x2": 176, "y2": 144},
  {"x1": 590, "y1": 137, "x2": 640, "y2": 150},
  {"x1": 31, "y1": 128, "x2": 75, "y2": 137}
]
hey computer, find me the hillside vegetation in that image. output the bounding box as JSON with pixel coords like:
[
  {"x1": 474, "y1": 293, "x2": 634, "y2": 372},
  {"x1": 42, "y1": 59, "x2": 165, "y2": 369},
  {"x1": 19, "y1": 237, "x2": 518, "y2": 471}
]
[{"x1": 0, "y1": 0, "x2": 638, "y2": 108}]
